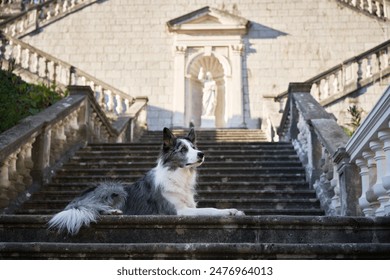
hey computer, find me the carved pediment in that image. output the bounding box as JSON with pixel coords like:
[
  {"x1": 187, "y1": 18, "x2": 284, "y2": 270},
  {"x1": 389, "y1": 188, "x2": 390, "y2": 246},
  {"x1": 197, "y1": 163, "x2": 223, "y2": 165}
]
[{"x1": 167, "y1": 6, "x2": 250, "y2": 34}]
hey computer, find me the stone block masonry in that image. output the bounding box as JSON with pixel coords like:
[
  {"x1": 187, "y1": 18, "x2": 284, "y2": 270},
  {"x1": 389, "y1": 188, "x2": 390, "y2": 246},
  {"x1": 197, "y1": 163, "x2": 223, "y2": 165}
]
[{"x1": 21, "y1": 0, "x2": 389, "y2": 130}]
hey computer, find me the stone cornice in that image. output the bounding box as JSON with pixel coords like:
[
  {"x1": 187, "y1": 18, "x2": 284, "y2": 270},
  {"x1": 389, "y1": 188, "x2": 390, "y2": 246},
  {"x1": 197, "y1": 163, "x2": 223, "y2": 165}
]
[{"x1": 167, "y1": 6, "x2": 250, "y2": 35}]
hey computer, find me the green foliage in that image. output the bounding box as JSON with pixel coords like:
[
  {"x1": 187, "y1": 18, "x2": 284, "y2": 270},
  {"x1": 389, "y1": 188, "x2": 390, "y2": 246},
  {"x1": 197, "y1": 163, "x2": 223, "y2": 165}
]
[
  {"x1": 0, "y1": 68, "x2": 67, "y2": 133},
  {"x1": 343, "y1": 105, "x2": 363, "y2": 137}
]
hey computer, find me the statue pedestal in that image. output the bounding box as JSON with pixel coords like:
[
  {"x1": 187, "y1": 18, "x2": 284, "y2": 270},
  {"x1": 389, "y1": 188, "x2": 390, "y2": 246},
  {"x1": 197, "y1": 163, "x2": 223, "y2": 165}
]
[{"x1": 201, "y1": 116, "x2": 215, "y2": 128}]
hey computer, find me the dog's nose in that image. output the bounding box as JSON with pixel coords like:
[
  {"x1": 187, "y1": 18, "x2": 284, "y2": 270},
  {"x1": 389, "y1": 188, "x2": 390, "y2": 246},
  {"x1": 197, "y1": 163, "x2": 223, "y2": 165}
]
[{"x1": 197, "y1": 152, "x2": 204, "y2": 159}]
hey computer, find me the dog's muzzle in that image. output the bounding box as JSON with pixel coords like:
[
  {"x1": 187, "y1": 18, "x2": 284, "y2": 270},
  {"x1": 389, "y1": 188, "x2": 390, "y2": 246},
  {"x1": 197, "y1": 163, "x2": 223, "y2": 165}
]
[
  {"x1": 197, "y1": 152, "x2": 205, "y2": 161},
  {"x1": 186, "y1": 152, "x2": 205, "y2": 167}
]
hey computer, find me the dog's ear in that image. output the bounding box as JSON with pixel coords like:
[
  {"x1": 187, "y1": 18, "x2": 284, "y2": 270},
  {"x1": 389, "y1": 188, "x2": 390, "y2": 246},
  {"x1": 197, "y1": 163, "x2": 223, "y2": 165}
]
[
  {"x1": 187, "y1": 128, "x2": 196, "y2": 143},
  {"x1": 163, "y1": 127, "x2": 175, "y2": 148}
]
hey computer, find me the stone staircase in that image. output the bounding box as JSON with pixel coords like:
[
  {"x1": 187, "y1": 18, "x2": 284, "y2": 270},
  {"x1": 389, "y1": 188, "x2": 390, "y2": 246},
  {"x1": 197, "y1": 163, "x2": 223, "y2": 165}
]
[
  {"x1": 14, "y1": 129, "x2": 323, "y2": 216},
  {"x1": 1, "y1": 129, "x2": 390, "y2": 259}
]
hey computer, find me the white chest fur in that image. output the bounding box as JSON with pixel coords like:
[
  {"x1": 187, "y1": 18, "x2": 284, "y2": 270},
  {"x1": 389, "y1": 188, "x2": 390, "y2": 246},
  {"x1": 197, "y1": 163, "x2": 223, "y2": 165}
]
[{"x1": 153, "y1": 164, "x2": 197, "y2": 210}]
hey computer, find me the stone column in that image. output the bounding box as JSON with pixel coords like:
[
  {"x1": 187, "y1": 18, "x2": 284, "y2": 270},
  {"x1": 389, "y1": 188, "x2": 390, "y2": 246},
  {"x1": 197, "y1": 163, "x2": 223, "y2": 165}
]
[
  {"x1": 230, "y1": 44, "x2": 245, "y2": 127},
  {"x1": 172, "y1": 45, "x2": 187, "y2": 127}
]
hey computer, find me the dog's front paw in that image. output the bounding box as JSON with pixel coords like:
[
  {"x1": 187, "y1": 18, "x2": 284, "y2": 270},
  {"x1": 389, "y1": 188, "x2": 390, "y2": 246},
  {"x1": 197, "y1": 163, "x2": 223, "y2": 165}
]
[
  {"x1": 227, "y1": 209, "x2": 245, "y2": 216},
  {"x1": 105, "y1": 209, "x2": 123, "y2": 215}
]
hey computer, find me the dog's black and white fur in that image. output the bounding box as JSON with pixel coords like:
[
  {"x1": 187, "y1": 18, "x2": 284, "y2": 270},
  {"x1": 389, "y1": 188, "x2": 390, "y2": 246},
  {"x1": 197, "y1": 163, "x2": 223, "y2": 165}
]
[{"x1": 48, "y1": 128, "x2": 244, "y2": 235}]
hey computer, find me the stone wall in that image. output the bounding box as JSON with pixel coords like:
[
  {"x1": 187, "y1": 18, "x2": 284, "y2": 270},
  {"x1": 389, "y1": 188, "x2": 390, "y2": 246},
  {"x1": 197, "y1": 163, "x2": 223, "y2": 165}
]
[{"x1": 21, "y1": 0, "x2": 389, "y2": 130}]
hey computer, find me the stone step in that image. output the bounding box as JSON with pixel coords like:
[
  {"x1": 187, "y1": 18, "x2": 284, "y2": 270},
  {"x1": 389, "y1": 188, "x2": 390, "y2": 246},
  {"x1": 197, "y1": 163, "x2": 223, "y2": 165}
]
[
  {"x1": 29, "y1": 189, "x2": 317, "y2": 201},
  {"x1": 2, "y1": 242, "x2": 389, "y2": 259},
  {"x1": 15, "y1": 208, "x2": 325, "y2": 216},
  {"x1": 85, "y1": 142, "x2": 293, "y2": 150},
  {"x1": 63, "y1": 160, "x2": 304, "y2": 169},
  {"x1": 73, "y1": 149, "x2": 297, "y2": 157},
  {"x1": 50, "y1": 173, "x2": 307, "y2": 184},
  {"x1": 1, "y1": 215, "x2": 389, "y2": 244},
  {"x1": 55, "y1": 166, "x2": 306, "y2": 177},
  {"x1": 19, "y1": 197, "x2": 320, "y2": 212},
  {"x1": 42, "y1": 181, "x2": 310, "y2": 192},
  {"x1": 69, "y1": 154, "x2": 301, "y2": 163}
]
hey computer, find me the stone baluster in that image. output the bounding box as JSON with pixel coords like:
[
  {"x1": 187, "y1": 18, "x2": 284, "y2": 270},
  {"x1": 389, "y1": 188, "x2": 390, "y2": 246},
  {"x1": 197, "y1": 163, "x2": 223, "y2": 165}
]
[
  {"x1": 95, "y1": 85, "x2": 104, "y2": 108},
  {"x1": 329, "y1": 73, "x2": 337, "y2": 95},
  {"x1": 378, "y1": 125, "x2": 390, "y2": 215},
  {"x1": 362, "y1": 151, "x2": 380, "y2": 214},
  {"x1": 359, "y1": 0, "x2": 366, "y2": 10},
  {"x1": 54, "y1": 1, "x2": 60, "y2": 16},
  {"x1": 330, "y1": 164, "x2": 341, "y2": 214},
  {"x1": 14, "y1": 43, "x2": 21, "y2": 65},
  {"x1": 356, "y1": 59, "x2": 363, "y2": 82},
  {"x1": 0, "y1": 159, "x2": 11, "y2": 208},
  {"x1": 311, "y1": 81, "x2": 320, "y2": 100},
  {"x1": 369, "y1": 140, "x2": 389, "y2": 216},
  {"x1": 323, "y1": 76, "x2": 330, "y2": 98},
  {"x1": 7, "y1": 151, "x2": 22, "y2": 199},
  {"x1": 21, "y1": 48, "x2": 30, "y2": 69},
  {"x1": 36, "y1": 54, "x2": 43, "y2": 77},
  {"x1": 115, "y1": 94, "x2": 124, "y2": 115},
  {"x1": 106, "y1": 90, "x2": 115, "y2": 113},
  {"x1": 366, "y1": 54, "x2": 373, "y2": 77},
  {"x1": 51, "y1": 122, "x2": 67, "y2": 164},
  {"x1": 367, "y1": 0, "x2": 374, "y2": 13},
  {"x1": 333, "y1": 72, "x2": 340, "y2": 94},
  {"x1": 62, "y1": 115, "x2": 72, "y2": 147},
  {"x1": 356, "y1": 158, "x2": 373, "y2": 216},
  {"x1": 377, "y1": 0, "x2": 384, "y2": 17},
  {"x1": 62, "y1": 0, "x2": 69, "y2": 12},
  {"x1": 30, "y1": 52, "x2": 38, "y2": 74},
  {"x1": 15, "y1": 144, "x2": 32, "y2": 190},
  {"x1": 52, "y1": 62, "x2": 58, "y2": 84},
  {"x1": 45, "y1": 3, "x2": 53, "y2": 20},
  {"x1": 95, "y1": 119, "x2": 102, "y2": 140},
  {"x1": 44, "y1": 59, "x2": 50, "y2": 81}
]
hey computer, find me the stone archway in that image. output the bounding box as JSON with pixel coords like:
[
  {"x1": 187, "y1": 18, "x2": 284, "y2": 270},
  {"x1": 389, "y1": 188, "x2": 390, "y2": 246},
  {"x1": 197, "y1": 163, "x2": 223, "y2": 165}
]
[{"x1": 185, "y1": 54, "x2": 226, "y2": 128}]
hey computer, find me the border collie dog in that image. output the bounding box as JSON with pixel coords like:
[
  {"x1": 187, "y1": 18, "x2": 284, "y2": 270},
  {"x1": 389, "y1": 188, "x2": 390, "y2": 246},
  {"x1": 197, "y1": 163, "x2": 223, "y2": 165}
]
[{"x1": 48, "y1": 127, "x2": 244, "y2": 235}]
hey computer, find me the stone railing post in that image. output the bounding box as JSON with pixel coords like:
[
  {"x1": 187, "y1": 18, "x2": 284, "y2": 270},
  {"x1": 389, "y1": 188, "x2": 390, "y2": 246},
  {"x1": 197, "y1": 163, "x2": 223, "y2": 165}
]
[{"x1": 333, "y1": 148, "x2": 362, "y2": 216}]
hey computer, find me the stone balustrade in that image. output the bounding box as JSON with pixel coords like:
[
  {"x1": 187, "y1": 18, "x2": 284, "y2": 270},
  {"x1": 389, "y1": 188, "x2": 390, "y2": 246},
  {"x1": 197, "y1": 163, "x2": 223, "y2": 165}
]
[
  {"x1": 337, "y1": 0, "x2": 389, "y2": 19},
  {"x1": 275, "y1": 40, "x2": 390, "y2": 107},
  {"x1": 346, "y1": 86, "x2": 390, "y2": 217},
  {"x1": 0, "y1": 31, "x2": 135, "y2": 119},
  {"x1": 278, "y1": 83, "x2": 360, "y2": 216},
  {"x1": 0, "y1": 0, "x2": 97, "y2": 37},
  {"x1": 0, "y1": 86, "x2": 147, "y2": 211}
]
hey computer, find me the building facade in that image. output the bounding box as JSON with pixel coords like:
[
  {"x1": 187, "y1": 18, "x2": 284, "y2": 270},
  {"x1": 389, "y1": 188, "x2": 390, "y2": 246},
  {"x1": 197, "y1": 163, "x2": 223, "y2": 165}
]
[{"x1": 21, "y1": 0, "x2": 390, "y2": 130}]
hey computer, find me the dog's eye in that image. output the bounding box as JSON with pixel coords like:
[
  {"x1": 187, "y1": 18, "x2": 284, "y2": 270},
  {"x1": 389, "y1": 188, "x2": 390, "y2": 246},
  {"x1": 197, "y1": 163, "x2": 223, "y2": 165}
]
[{"x1": 180, "y1": 146, "x2": 188, "y2": 153}]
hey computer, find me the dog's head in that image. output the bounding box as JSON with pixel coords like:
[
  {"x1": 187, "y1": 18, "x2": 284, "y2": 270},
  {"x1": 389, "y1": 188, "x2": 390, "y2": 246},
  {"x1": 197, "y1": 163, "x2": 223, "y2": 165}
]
[{"x1": 159, "y1": 127, "x2": 204, "y2": 170}]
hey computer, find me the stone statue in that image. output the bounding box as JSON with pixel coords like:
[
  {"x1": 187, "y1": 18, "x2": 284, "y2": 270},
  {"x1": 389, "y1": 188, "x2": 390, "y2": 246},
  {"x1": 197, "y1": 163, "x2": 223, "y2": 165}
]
[{"x1": 198, "y1": 67, "x2": 217, "y2": 117}]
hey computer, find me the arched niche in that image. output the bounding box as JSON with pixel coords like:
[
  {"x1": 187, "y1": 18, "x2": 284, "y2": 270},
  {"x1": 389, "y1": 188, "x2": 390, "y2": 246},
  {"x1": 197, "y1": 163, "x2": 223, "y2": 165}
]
[{"x1": 185, "y1": 52, "x2": 231, "y2": 128}]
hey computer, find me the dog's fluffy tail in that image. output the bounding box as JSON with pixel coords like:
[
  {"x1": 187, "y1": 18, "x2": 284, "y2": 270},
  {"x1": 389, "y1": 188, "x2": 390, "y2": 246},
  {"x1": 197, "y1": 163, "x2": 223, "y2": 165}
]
[
  {"x1": 48, "y1": 206, "x2": 100, "y2": 235},
  {"x1": 48, "y1": 182, "x2": 127, "y2": 235}
]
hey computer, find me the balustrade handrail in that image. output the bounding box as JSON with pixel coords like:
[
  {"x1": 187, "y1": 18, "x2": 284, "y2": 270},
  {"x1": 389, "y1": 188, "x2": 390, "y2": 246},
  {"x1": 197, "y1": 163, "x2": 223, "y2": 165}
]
[
  {"x1": 0, "y1": 86, "x2": 148, "y2": 211},
  {"x1": 336, "y1": 0, "x2": 389, "y2": 20},
  {"x1": 0, "y1": 0, "x2": 99, "y2": 37},
  {"x1": 278, "y1": 83, "x2": 358, "y2": 216},
  {"x1": 274, "y1": 39, "x2": 390, "y2": 102},
  {"x1": 0, "y1": 31, "x2": 137, "y2": 116},
  {"x1": 279, "y1": 83, "x2": 349, "y2": 160},
  {"x1": 344, "y1": 86, "x2": 390, "y2": 217}
]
